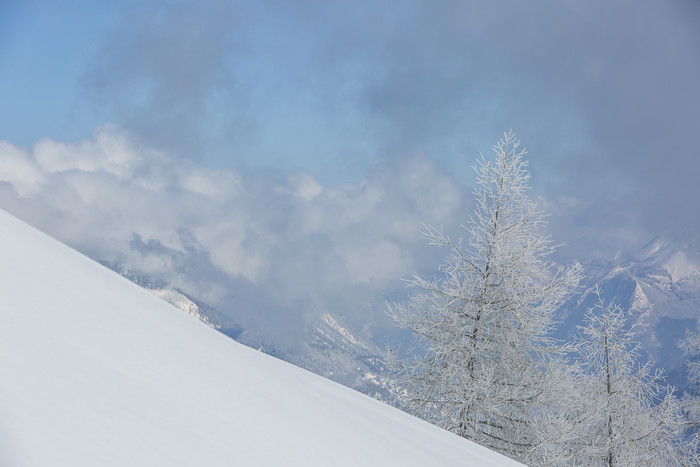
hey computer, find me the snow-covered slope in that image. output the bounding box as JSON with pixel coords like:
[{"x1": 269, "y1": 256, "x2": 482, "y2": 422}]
[{"x1": 0, "y1": 209, "x2": 520, "y2": 467}]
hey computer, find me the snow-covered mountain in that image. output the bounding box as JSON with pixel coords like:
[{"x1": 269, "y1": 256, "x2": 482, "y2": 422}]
[
  {"x1": 556, "y1": 237, "x2": 700, "y2": 392},
  {"x1": 0, "y1": 209, "x2": 520, "y2": 466},
  {"x1": 276, "y1": 312, "x2": 392, "y2": 400}
]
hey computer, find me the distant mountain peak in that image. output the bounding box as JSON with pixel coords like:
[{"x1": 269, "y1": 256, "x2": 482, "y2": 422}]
[
  {"x1": 639, "y1": 236, "x2": 667, "y2": 261},
  {"x1": 558, "y1": 235, "x2": 700, "y2": 393}
]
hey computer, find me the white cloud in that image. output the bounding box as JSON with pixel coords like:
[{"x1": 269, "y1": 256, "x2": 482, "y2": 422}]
[
  {"x1": 288, "y1": 173, "x2": 323, "y2": 201},
  {"x1": 0, "y1": 141, "x2": 45, "y2": 197},
  {"x1": 342, "y1": 239, "x2": 407, "y2": 286},
  {"x1": 180, "y1": 166, "x2": 241, "y2": 199},
  {"x1": 33, "y1": 126, "x2": 142, "y2": 179}
]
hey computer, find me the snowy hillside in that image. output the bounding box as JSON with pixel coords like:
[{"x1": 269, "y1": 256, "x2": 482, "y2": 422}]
[
  {"x1": 556, "y1": 237, "x2": 700, "y2": 391},
  {"x1": 0, "y1": 209, "x2": 520, "y2": 466}
]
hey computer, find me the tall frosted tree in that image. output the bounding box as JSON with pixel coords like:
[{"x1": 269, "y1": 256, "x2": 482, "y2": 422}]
[
  {"x1": 574, "y1": 288, "x2": 686, "y2": 466},
  {"x1": 387, "y1": 132, "x2": 581, "y2": 464}
]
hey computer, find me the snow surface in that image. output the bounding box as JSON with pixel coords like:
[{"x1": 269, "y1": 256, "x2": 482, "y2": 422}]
[{"x1": 0, "y1": 209, "x2": 520, "y2": 467}]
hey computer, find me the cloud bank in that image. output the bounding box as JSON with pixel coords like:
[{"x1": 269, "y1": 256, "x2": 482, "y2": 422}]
[{"x1": 0, "y1": 127, "x2": 468, "y2": 345}]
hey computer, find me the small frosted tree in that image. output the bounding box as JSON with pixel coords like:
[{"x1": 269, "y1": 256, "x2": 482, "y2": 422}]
[
  {"x1": 386, "y1": 132, "x2": 581, "y2": 465},
  {"x1": 574, "y1": 288, "x2": 686, "y2": 466},
  {"x1": 679, "y1": 324, "x2": 700, "y2": 420},
  {"x1": 679, "y1": 323, "x2": 700, "y2": 459}
]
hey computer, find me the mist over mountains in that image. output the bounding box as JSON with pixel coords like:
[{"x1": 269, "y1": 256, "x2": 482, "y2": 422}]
[{"x1": 101, "y1": 232, "x2": 700, "y2": 401}]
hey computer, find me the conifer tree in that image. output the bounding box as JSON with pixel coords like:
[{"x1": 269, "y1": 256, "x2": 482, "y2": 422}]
[
  {"x1": 679, "y1": 324, "x2": 700, "y2": 460},
  {"x1": 574, "y1": 288, "x2": 686, "y2": 466},
  {"x1": 680, "y1": 324, "x2": 700, "y2": 419},
  {"x1": 387, "y1": 132, "x2": 581, "y2": 464}
]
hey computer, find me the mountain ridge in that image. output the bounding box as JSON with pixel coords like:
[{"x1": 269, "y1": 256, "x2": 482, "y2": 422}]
[{"x1": 556, "y1": 236, "x2": 700, "y2": 392}]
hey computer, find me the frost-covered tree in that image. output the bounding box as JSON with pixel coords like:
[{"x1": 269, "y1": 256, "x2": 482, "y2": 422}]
[
  {"x1": 386, "y1": 132, "x2": 581, "y2": 465},
  {"x1": 679, "y1": 323, "x2": 700, "y2": 459},
  {"x1": 574, "y1": 288, "x2": 686, "y2": 466},
  {"x1": 680, "y1": 324, "x2": 700, "y2": 419}
]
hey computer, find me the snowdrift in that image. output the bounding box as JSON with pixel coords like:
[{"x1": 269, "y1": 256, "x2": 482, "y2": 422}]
[{"x1": 0, "y1": 209, "x2": 520, "y2": 466}]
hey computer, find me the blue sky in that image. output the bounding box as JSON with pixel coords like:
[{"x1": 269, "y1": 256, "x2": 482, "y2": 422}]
[{"x1": 1, "y1": 0, "x2": 699, "y2": 342}]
